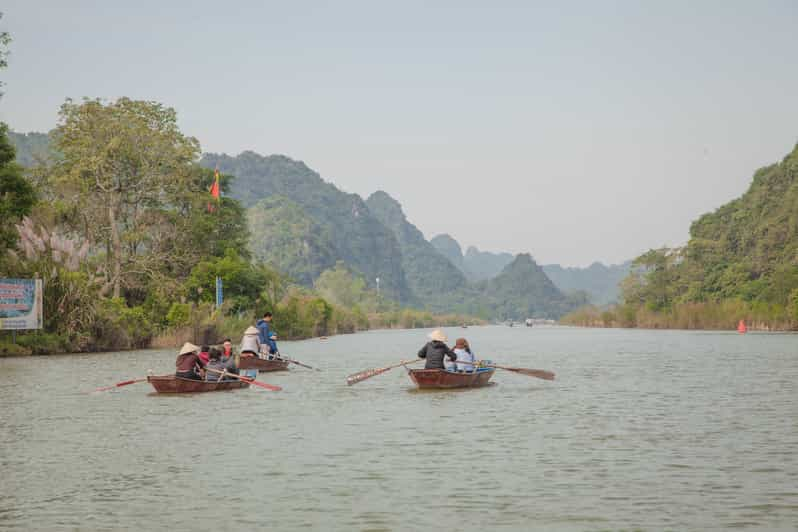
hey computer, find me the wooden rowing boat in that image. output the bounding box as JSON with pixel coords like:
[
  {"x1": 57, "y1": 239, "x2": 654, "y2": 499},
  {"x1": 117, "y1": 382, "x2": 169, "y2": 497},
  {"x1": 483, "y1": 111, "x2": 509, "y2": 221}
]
[
  {"x1": 147, "y1": 375, "x2": 249, "y2": 393},
  {"x1": 237, "y1": 357, "x2": 290, "y2": 372},
  {"x1": 407, "y1": 368, "x2": 495, "y2": 389}
]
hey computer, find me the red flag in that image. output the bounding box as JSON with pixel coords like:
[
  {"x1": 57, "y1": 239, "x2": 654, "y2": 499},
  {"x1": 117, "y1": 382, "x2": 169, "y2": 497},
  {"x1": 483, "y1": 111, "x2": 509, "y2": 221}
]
[{"x1": 208, "y1": 167, "x2": 221, "y2": 212}]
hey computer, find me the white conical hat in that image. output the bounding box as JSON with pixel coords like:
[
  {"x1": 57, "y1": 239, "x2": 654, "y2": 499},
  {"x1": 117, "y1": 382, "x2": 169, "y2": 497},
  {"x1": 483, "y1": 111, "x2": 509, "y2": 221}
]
[
  {"x1": 428, "y1": 329, "x2": 447, "y2": 342},
  {"x1": 179, "y1": 342, "x2": 199, "y2": 355},
  {"x1": 244, "y1": 326, "x2": 259, "y2": 335}
]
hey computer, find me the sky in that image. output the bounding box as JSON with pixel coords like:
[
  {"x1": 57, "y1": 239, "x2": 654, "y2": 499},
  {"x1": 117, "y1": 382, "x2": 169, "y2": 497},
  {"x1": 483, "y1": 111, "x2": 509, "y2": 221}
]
[{"x1": 1, "y1": 1, "x2": 797, "y2": 267}]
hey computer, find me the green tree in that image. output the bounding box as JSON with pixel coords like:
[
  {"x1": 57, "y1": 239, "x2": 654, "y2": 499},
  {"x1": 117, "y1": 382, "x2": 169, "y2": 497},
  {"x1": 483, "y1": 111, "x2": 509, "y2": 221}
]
[
  {"x1": 48, "y1": 98, "x2": 200, "y2": 297},
  {"x1": 0, "y1": 124, "x2": 36, "y2": 257}
]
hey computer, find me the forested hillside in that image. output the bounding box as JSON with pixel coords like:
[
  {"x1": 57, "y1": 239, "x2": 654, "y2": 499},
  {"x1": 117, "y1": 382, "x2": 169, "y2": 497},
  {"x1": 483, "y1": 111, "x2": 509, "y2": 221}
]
[
  {"x1": 564, "y1": 143, "x2": 798, "y2": 329},
  {"x1": 366, "y1": 191, "x2": 469, "y2": 308},
  {"x1": 478, "y1": 254, "x2": 586, "y2": 319},
  {"x1": 7, "y1": 130, "x2": 51, "y2": 167},
  {"x1": 201, "y1": 152, "x2": 411, "y2": 303}
]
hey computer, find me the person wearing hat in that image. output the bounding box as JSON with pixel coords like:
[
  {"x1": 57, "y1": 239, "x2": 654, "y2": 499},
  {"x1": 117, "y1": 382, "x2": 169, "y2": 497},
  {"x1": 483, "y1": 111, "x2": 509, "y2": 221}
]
[
  {"x1": 239, "y1": 325, "x2": 262, "y2": 380},
  {"x1": 453, "y1": 338, "x2": 476, "y2": 372},
  {"x1": 417, "y1": 329, "x2": 457, "y2": 370},
  {"x1": 175, "y1": 342, "x2": 205, "y2": 380}
]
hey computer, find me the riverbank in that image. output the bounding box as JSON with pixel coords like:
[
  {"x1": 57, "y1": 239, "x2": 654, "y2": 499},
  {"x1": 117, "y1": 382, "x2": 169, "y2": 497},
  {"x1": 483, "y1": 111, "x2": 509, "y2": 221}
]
[{"x1": 560, "y1": 301, "x2": 798, "y2": 331}]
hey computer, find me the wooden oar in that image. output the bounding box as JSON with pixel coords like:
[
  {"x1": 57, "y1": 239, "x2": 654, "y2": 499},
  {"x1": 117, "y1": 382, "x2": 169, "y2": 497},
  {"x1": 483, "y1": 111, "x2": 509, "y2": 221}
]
[
  {"x1": 346, "y1": 359, "x2": 422, "y2": 386},
  {"x1": 277, "y1": 354, "x2": 317, "y2": 370},
  {"x1": 475, "y1": 361, "x2": 555, "y2": 380},
  {"x1": 92, "y1": 378, "x2": 147, "y2": 393},
  {"x1": 205, "y1": 368, "x2": 282, "y2": 391}
]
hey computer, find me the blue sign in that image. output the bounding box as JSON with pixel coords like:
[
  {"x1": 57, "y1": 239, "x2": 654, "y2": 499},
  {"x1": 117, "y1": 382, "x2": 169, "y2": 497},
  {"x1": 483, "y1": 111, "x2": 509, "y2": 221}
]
[
  {"x1": 0, "y1": 278, "x2": 43, "y2": 330},
  {"x1": 215, "y1": 277, "x2": 223, "y2": 308}
]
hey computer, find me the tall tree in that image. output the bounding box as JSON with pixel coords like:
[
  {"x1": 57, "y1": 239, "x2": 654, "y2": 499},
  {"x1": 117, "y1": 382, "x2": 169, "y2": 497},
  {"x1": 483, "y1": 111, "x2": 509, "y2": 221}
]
[
  {"x1": 0, "y1": 123, "x2": 36, "y2": 256},
  {"x1": 50, "y1": 98, "x2": 200, "y2": 297},
  {"x1": 0, "y1": 17, "x2": 36, "y2": 258}
]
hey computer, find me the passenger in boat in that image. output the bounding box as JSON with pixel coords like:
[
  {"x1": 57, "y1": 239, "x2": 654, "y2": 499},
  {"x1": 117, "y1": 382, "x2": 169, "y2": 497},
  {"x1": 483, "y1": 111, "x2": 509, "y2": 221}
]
[
  {"x1": 175, "y1": 342, "x2": 205, "y2": 380},
  {"x1": 453, "y1": 338, "x2": 476, "y2": 372},
  {"x1": 221, "y1": 338, "x2": 239, "y2": 375},
  {"x1": 239, "y1": 325, "x2": 262, "y2": 380},
  {"x1": 417, "y1": 329, "x2": 457, "y2": 370},
  {"x1": 222, "y1": 338, "x2": 234, "y2": 358},
  {"x1": 240, "y1": 326, "x2": 262, "y2": 357},
  {"x1": 256, "y1": 312, "x2": 279, "y2": 356},
  {"x1": 198, "y1": 345, "x2": 211, "y2": 365},
  {"x1": 205, "y1": 347, "x2": 237, "y2": 381}
]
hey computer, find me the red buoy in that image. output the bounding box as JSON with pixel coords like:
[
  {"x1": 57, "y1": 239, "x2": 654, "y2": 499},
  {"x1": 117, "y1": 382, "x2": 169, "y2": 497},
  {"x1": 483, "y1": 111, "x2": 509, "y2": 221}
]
[{"x1": 737, "y1": 320, "x2": 747, "y2": 334}]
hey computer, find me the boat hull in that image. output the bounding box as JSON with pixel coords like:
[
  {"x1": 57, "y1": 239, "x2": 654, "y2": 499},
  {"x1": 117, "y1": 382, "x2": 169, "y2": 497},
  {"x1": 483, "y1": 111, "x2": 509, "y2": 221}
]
[
  {"x1": 147, "y1": 375, "x2": 249, "y2": 393},
  {"x1": 237, "y1": 357, "x2": 290, "y2": 372},
  {"x1": 408, "y1": 368, "x2": 495, "y2": 389}
]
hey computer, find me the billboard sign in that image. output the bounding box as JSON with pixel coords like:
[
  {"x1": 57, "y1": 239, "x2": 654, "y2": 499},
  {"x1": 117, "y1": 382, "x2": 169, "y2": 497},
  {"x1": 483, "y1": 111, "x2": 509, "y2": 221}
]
[{"x1": 0, "y1": 279, "x2": 43, "y2": 330}]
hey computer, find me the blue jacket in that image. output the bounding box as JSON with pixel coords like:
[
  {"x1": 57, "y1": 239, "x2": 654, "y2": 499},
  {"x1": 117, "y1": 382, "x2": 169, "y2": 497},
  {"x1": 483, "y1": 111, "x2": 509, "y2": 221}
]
[{"x1": 256, "y1": 319, "x2": 278, "y2": 353}]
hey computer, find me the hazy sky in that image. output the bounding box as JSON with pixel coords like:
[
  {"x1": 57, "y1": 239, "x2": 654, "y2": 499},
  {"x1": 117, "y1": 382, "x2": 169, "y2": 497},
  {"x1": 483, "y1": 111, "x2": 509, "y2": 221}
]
[{"x1": 2, "y1": 1, "x2": 797, "y2": 266}]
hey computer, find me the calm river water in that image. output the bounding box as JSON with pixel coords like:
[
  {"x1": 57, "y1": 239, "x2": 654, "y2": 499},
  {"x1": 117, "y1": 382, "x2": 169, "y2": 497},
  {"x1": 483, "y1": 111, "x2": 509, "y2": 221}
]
[{"x1": 1, "y1": 326, "x2": 797, "y2": 531}]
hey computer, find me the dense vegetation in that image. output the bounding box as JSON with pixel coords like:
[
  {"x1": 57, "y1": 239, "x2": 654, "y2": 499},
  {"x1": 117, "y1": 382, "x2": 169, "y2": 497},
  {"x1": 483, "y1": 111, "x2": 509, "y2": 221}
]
[{"x1": 563, "y1": 144, "x2": 798, "y2": 330}]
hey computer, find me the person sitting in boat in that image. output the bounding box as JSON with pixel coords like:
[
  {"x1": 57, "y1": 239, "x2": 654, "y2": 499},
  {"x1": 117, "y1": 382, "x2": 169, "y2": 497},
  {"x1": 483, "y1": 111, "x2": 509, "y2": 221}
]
[
  {"x1": 256, "y1": 312, "x2": 279, "y2": 357},
  {"x1": 239, "y1": 326, "x2": 262, "y2": 380},
  {"x1": 198, "y1": 345, "x2": 211, "y2": 365},
  {"x1": 417, "y1": 329, "x2": 457, "y2": 370},
  {"x1": 205, "y1": 347, "x2": 237, "y2": 382},
  {"x1": 453, "y1": 338, "x2": 476, "y2": 372},
  {"x1": 222, "y1": 338, "x2": 234, "y2": 359},
  {"x1": 175, "y1": 342, "x2": 205, "y2": 380},
  {"x1": 221, "y1": 338, "x2": 239, "y2": 375}
]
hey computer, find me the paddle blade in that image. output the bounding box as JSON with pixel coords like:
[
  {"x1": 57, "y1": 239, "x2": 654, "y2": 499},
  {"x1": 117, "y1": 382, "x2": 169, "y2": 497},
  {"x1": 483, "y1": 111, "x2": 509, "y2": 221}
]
[
  {"x1": 239, "y1": 376, "x2": 282, "y2": 391},
  {"x1": 346, "y1": 366, "x2": 391, "y2": 386},
  {"x1": 92, "y1": 378, "x2": 146, "y2": 393},
  {"x1": 504, "y1": 367, "x2": 555, "y2": 380}
]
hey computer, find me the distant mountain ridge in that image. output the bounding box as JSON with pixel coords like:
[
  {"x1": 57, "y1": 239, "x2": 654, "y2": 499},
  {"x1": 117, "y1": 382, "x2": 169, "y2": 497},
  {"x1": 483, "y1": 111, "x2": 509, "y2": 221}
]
[
  {"x1": 431, "y1": 231, "x2": 630, "y2": 304},
  {"x1": 542, "y1": 261, "x2": 632, "y2": 305},
  {"x1": 430, "y1": 234, "x2": 514, "y2": 281},
  {"x1": 365, "y1": 191, "x2": 469, "y2": 309}
]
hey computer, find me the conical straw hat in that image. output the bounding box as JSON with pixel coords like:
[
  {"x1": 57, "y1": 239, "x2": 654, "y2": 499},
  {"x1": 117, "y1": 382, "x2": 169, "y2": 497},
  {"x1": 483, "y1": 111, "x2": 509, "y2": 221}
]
[
  {"x1": 244, "y1": 326, "x2": 259, "y2": 335},
  {"x1": 179, "y1": 342, "x2": 199, "y2": 355},
  {"x1": 428, "y1": 329, "x2": 447, "y2": 342}
]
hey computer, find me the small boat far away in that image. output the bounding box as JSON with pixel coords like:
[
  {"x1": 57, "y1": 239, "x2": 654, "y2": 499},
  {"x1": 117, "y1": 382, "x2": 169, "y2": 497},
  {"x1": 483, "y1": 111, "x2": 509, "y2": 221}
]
[{"x1": 737, "y1": 319, "x2": 747, "y2": 334}]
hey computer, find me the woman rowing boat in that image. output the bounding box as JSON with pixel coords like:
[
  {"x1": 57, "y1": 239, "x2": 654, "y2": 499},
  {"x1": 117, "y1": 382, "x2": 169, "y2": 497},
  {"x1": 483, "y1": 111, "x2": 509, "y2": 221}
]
[{"x1": 417, "y1": 329, "x2": 457, "y2": 370}]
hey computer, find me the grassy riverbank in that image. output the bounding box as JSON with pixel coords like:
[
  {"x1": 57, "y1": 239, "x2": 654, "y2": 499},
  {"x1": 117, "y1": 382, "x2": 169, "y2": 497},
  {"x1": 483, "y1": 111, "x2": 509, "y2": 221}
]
[{"x1": 560, "y1": 299, "x2": 796, "y2": 331}]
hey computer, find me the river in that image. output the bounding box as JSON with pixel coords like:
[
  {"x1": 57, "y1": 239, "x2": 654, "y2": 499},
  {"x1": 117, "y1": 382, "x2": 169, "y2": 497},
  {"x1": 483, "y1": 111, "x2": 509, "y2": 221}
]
[{"x1": 1, "y1": 326, "x2": 797, "y2": 531}]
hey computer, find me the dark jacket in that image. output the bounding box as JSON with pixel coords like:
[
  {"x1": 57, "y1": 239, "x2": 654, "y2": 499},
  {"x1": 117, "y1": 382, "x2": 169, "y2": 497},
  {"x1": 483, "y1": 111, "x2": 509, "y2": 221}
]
[
  {"x1": 175, "y1": 352, "x2": 205, "y2": 373},
  {"x1": 418, "y1": 341, "x2": 457, "y2": 370}
]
